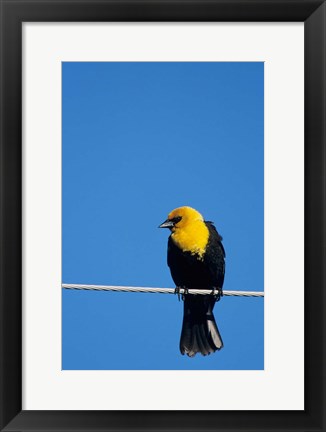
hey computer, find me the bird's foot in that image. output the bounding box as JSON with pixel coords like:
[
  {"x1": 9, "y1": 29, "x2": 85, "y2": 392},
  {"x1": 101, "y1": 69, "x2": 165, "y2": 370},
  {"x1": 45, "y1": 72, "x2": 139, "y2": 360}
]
[
  {"x1": 210, "y1": 287, "x2": 223, "y2": 302},
  {"x1": 182, "y1": 287, "x2": 189, "y2": 301},
  {"x1": 174, "y1": 286, "x2": 182, "y2": 301},
  {"x1": 175, "y1": 286, "x2": 188, "y2": 301}
]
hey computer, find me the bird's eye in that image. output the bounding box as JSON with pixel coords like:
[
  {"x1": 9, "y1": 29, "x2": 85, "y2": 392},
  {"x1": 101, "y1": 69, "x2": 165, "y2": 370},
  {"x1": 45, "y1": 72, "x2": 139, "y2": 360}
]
[{"x1": 170, "y1": 216, "x2": 182, "y2": 224}]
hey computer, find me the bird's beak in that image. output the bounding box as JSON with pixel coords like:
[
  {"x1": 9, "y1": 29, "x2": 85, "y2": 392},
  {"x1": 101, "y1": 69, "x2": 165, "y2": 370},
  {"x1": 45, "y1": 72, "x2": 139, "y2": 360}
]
[{"x1": 158, "y1": 219, "x2": 174, "y2": 229}]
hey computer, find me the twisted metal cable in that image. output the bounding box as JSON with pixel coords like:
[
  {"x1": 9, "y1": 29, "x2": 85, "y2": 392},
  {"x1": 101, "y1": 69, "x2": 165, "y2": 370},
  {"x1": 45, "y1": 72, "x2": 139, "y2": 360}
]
[{"x1": 62, "y1": 284, "x2": 264, "y2": 297}]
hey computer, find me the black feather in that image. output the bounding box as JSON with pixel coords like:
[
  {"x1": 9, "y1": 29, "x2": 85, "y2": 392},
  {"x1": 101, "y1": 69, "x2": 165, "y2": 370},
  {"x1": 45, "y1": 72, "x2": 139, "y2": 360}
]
[
  {"x1": 169, "y1": 221, "x2": 225, "y2": 357},
  {"x1": 180, "y1": 295, "x2": 223, "y2": 356}
]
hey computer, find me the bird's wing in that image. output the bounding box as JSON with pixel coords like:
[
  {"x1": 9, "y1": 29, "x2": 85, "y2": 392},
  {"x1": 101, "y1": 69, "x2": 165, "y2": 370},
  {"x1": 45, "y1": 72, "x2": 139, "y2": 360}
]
[
  {"x1": 205, "y1": 221, "x2": 225, "y2": 257},
  {"x1": 204, "y1": 221, "x2": 226, "y2": 289}
]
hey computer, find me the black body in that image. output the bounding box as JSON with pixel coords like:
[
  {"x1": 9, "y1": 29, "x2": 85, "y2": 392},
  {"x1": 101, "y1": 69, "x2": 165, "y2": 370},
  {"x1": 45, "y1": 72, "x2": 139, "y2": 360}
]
[
  {"x1": 168, "y1": 222, "x2": 225, "y2": 290},
  {"x1": 167, "y1": 222, "x2": 225, "y2": 356}
]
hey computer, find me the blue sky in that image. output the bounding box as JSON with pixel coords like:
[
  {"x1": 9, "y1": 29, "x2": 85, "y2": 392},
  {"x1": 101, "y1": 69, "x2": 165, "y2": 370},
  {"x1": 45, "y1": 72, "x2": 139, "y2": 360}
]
[{"x1": 62, "y1": 62, "x2": 264, "y2": 370}]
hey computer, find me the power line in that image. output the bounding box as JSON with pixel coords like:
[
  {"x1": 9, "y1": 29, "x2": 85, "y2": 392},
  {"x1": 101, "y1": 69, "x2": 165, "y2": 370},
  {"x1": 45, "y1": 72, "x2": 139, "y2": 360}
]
[{"x1": 62, "y1": 284, "x2": 264, "y2": 297}]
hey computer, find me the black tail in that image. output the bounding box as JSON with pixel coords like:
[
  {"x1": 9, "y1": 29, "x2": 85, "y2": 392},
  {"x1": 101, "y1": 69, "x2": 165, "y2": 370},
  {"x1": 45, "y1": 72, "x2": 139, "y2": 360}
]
[{"x1": 180, "y1": 295, "x2": 223, "y2": 357}]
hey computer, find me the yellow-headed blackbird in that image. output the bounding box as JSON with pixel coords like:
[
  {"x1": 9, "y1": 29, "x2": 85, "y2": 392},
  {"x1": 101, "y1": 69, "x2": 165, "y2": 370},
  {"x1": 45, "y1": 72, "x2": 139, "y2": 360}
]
[{"x1": 159, "y1": 206, "x2": 225, "y2": 357}]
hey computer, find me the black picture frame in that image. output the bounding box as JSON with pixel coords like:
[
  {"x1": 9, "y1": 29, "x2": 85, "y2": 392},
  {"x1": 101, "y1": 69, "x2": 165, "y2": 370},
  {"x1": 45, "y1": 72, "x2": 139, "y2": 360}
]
[{"x1": 1, "y1": 1, "x2": 325, "y2": 431}]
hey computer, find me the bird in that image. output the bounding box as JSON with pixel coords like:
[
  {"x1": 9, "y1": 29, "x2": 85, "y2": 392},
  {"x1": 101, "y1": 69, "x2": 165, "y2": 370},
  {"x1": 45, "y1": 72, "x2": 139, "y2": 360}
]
[{"x1": 159, "y1": 206, "x2": 225, "y2": 357}]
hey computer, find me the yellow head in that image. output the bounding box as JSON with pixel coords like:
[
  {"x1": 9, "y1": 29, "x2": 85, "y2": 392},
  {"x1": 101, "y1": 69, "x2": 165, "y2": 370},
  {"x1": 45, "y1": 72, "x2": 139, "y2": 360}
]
[{"x1": 159, "y1": 206, "x2": 209, "y2": 258}]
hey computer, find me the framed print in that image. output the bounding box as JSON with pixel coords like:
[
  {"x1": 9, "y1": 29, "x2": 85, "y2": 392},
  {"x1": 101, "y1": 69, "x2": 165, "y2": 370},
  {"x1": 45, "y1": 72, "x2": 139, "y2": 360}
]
[
  {"x1": 0, "y1": 1, "x2": 325, "y2": 431},
  {"x1": 24, "y1": 21, "x2": 301, "y2": 411}
]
